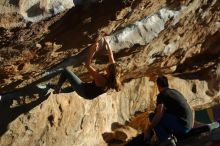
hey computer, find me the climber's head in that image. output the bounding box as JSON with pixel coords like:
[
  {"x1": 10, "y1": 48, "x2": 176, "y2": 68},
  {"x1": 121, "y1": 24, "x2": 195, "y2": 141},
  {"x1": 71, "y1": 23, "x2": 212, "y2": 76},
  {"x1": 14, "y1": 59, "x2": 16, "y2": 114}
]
[
  {"x1": 106, "y1": 63, "x2": 121, "y2": 92},
  {"x1": 156, "y1": 75, "x2": 169, "y2": 92}
]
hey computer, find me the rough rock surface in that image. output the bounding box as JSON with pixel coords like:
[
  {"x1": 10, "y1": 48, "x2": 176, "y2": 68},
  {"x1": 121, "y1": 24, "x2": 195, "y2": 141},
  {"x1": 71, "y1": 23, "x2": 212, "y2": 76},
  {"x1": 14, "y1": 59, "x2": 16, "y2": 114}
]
[
  {"x1": 0, "y1": 0, "x2": 219, "y2": 146},
  {"x1": 0, "y1": 0, "x2": 101, "y2": 28}
]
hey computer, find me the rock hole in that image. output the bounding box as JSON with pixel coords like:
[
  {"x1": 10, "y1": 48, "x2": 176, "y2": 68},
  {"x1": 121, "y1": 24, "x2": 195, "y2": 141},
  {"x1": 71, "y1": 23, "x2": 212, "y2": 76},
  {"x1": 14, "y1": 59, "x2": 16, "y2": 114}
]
[
  {"x1": 59, "y1": 105, "x2": 63, "y2": 113},
  {"x1": 192, "y1": 83, "x2": 197, "y2": 93},
  {"x1": 24, "y1": 125, "x2": 29, "y2": 130},
  {"x1": 17, "y1": 63, "x2": 25, "y2": 71},
  {"x1": 48, "y1": 115, "x2": 54, "y2": 127}
]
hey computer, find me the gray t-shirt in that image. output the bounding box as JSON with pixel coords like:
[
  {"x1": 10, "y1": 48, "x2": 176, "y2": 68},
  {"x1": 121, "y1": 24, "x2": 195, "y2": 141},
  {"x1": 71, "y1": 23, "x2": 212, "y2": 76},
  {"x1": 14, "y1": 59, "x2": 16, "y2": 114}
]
[{"x1": 157, "y1": 88, "x2": 193, "y2": 129}]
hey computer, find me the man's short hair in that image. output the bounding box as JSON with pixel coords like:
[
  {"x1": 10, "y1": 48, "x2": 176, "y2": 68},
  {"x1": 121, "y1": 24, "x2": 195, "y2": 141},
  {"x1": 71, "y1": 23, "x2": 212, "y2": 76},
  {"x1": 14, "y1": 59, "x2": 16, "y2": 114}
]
[{"x1": 156, "y1": 75, "x2": 169, "y2": 88}]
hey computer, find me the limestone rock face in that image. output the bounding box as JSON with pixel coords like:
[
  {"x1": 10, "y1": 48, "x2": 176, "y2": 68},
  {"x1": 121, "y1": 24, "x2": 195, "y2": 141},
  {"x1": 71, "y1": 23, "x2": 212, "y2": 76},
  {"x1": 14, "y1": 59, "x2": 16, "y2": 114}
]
[
  {"x1": 0, "y1": 0, "x2": 101, "y2": 28},
  {"x1": 0, "y1": 0, "x2": 219, "y2": 146},
  {"x1": 0, "y1": 77, "x2": 154, "y2": 146},
  {"x1": 0, "y1": 76, "x2": 219, "y2": 146},
  {"x1": 19, "y1": 0, "x2": 74, "y2": 22}
]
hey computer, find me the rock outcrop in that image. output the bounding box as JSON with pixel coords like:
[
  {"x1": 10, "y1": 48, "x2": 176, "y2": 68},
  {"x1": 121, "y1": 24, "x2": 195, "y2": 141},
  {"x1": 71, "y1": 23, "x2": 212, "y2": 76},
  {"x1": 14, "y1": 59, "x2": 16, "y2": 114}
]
[
  {"x1": 19, "y1": 0, "x2": 74, "y2": 22},
  {"x1": 0, "y1": 0, "x2": 102, "y2": 28},
  {"x1": 1, "y1": 76, "x2": 219, "y2": 146}
]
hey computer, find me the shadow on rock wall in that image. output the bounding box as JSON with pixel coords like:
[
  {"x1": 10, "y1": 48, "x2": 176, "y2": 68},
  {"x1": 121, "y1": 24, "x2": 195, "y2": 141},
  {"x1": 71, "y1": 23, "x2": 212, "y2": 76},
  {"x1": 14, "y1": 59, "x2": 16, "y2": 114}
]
[
  {"x1": 42, "y1": 0, "x2": 126, "y2": 51},
  {"x1": 0, "y1": 86, "x2": 50, "y2": 136},
  {"x1": 26, "y1": 2, "x2": 43, "y2": 17}
]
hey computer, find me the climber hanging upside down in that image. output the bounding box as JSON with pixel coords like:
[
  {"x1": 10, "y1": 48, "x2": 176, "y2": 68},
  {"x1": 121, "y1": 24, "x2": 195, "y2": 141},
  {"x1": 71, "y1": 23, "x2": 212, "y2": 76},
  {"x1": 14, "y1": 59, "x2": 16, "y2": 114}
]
[{"x1": 53, "y1": 37, "x2": 122, "y2": 99}]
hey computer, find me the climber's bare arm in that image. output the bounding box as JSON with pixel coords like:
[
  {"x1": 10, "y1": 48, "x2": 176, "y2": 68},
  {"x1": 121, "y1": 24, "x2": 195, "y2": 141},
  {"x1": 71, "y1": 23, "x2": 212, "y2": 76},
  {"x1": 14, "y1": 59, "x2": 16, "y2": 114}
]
[
  {"x1": 104, "y1": 38, "x2": 115, "y2": 64},
  {"x1": 85, "y1": 41, "x2": 107, "y2": 87}
]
